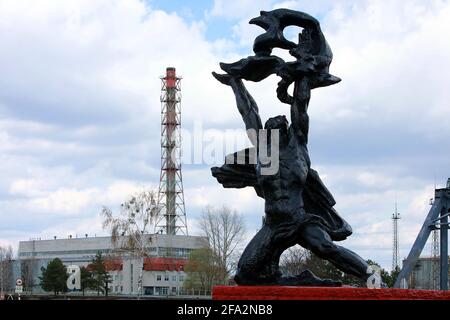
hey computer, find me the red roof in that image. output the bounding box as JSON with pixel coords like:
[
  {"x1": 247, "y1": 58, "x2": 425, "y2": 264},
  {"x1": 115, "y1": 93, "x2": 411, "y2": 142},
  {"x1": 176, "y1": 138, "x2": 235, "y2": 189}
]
[
  {"x1": 104, "y1": 259, "x2": 123, "y2": 271},
  {"x1": 143, "y1": 257, "x2": 188, "y2": 272},
  {"x1": 86, "y1": 259, "x2": 123, "y2": 272}
]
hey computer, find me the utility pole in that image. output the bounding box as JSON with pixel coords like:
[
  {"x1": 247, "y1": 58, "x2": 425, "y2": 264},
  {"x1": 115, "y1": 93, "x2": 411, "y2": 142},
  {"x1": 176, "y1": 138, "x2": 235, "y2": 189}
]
[{"x1": 392, "y1": 202, "x2": 400, "y2": 271}]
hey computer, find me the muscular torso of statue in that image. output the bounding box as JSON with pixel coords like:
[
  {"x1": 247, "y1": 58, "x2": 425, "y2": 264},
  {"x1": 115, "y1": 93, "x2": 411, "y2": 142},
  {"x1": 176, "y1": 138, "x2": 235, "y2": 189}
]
[{"x1": 258, "y1": 127, "x2": 310, "y2": 223}]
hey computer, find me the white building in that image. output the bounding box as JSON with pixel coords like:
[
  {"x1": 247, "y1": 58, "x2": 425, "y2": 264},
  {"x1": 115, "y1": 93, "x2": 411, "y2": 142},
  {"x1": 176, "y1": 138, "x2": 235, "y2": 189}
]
[{"x1": 18, "y1": 234, "x2": 207, "y2": 296}]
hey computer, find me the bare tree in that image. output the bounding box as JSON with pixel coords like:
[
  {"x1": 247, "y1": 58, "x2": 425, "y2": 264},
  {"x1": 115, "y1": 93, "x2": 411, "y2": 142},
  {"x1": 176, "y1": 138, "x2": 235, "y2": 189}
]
[
  {"x1": 279, "y1": 245, "x2": 308, "y2": 276},
  {"x1": 21, "y1": 258, "x2": 37, "y2": 293},
  {"x1": 199, "y1": 205, "x2": 246, "y2": 283},
  {"x1": 101, "y1": 189, "x2": 158, "y2": 296},
  {"x1": 0, "y1": 245, "x2": 14, "y2": 293},
  {"x1": 184, "y1": 247, "x2": 223, "y2": 292}
]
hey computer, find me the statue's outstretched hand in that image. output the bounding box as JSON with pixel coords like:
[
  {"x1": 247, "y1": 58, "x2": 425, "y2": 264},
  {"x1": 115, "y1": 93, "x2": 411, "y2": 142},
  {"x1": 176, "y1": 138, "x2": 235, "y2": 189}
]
[{"x1": 212, "y1": 72, "x2": 233, "y2": 86}]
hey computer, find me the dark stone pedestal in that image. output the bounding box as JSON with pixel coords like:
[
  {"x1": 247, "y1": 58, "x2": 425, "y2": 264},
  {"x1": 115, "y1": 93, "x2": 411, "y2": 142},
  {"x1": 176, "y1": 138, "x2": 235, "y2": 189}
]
[{"x1": 213, "y1": 286, "x2": 450, "y2": 300}]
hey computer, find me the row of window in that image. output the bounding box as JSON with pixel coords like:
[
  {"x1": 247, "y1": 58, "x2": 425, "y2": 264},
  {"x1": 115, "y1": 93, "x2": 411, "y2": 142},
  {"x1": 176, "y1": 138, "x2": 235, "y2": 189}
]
[
  {"x1": 156, "y1": 274, "x2": 184, "y2": 282},
  {"x1": 157, "y1": 247, "x2": 192, "y2": 258},
  {"x1": 111, "y1": 285, "x2": 124, "y2": 293},
  {"x1": 144, "y1": 286, "x2": 176, "y2": 296},
  {"x1": 19, "y1": 249, "x2": 113, "y2": 257},
  {"x1": 112, "y1": 274, "x2": 123, "y2": 281},
  {"x1": 20, "y1": 247, "x2": 193, "y2": 258},
  {"x1": 110, "y1": 285, "x2": 190, "y2": 295}
]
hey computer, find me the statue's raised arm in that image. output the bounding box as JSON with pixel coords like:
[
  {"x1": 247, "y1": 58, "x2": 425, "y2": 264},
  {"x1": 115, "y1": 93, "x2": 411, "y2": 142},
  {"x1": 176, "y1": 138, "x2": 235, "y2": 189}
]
[{"x1": 212, "y1": 72, "x2": 262, "y2": 146}]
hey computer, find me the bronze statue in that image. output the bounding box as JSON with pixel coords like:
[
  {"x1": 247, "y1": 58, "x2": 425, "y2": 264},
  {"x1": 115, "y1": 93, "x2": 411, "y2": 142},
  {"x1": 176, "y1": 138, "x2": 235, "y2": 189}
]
[{"x1": 212, "y1": 9, "x2": 373, "y2": 286}]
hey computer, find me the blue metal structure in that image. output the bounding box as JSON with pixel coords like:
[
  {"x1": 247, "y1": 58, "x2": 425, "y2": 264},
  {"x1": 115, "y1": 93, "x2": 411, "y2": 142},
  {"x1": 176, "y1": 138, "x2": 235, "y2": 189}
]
[{"x1": 394, "y1": 179, "x2": 450, "y2": 289}]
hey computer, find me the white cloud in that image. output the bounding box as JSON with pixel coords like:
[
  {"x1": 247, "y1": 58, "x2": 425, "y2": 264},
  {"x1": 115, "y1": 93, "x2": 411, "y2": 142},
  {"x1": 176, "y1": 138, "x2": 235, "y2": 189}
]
[
  {"x1": 186, "y1": 183, "x2": 263, "y2": 216},
  {"x1": 356, "y1": 172, "x2": 394, "y2": 189},
  {"x1": 209, "y1": 0, "x2": 273, "y2": 19},
  {"x1": 29, "y1": 187, "x2": 98, "y2": 215}
]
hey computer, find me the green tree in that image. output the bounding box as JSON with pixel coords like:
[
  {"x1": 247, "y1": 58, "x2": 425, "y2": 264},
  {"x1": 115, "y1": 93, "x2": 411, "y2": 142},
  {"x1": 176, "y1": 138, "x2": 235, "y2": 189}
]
[
  {"x1": 80, "y1": 266, "x2": 94, "y2": 296},
  {"x1": 382, "y1": 265, "x2": 401, "y2": 288},
  {"x1": 89, "y1": 252, "x2": 111, "y2": 296},
  {"x1": 39, "y1": 258, "x2": 68, "y2": 296},
  {"x1": 391, "y1": 266, "x2": 401, "y2": 286},
  {"x1": 184, "y1": 247, "x2": 226, "y2": 292}
]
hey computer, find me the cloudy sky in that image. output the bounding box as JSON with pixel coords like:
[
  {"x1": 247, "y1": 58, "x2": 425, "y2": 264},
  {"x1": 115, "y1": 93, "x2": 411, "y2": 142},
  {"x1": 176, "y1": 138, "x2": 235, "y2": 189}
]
[{"x1": 0, "y1": 0, "x2": 449, "y2": 270}]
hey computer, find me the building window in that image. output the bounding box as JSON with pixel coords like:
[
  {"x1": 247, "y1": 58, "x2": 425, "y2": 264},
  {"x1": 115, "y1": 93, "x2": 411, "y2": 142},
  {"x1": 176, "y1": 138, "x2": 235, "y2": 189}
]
[
  {"x1": 120, "y1": 286, "x2": 123, "y2": 292},
  {"x1": 172, "y1": 275, "x2": 177, "y2": 282},
  {"x1": 157, "y1": 247, "x2": 192, "y2": 259},
  {"x1": 154, "y1": 286, "x2": 168, "y2": 296},
  {"x1": 179, "y1": 275, "x2": 184, "y2": 282},
  {"x1": 144, "y1": 287, "x2": 154, "y2": 295},
  {"x1": 164, "y1": 274, "x2": 169, "y2": 281},
  {"x1": 157, "y1": 275, "x2": 161, "y2": 281},
  {"x1": 172, "y1": 287, "x2": 177, "y2": 294}
]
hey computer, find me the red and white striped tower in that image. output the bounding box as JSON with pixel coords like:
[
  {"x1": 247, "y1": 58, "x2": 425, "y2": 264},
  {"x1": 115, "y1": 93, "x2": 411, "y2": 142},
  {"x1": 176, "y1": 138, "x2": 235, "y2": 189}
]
[{"x1": 155, "y1": 67, "x2": 188, "y2": 235}]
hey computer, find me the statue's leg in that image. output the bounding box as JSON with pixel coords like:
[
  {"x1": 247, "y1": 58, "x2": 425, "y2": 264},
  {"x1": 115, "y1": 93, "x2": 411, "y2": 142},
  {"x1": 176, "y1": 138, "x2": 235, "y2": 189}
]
[
  {"x1": 298, "y1": 224, "x2": 370, "y2": 281},
  {"x1": 234, "y1": 224, "x2": 285, "y2": 285},
  {"x1": 235, "y1": 216, "x2": 311, "y2": 285},
  {"x1": 235, "y1": 217, "x2": 348, "y2": 286}
]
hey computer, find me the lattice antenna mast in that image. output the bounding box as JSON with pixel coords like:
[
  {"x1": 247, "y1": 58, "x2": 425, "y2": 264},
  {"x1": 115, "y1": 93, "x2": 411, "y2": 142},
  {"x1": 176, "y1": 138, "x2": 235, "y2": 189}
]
[
  {"x1": 432, "y1": 228, "x2": 440, "y2": 289},
  {"x1": 155, "y1": 67, "x2": 188, "y2": 235},
  {"x1": 392, "y1": 202, "x2": 400, "y2": 271},
  {"x1": 430, "y1": 194, "x2": 440, "y2": 289}
]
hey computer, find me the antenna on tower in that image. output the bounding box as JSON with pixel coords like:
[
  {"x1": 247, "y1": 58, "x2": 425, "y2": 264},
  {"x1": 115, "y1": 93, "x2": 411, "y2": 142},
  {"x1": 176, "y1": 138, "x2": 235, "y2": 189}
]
[
  {"x1": 434, "y1": 173, "x2": 437, "y2": 190},
  {"x1": 155, "y1": 67, "x2": 188, "y2": 236},
  {"x1": 392, "y1": 201, "x2": 400, "y2": 271}
]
